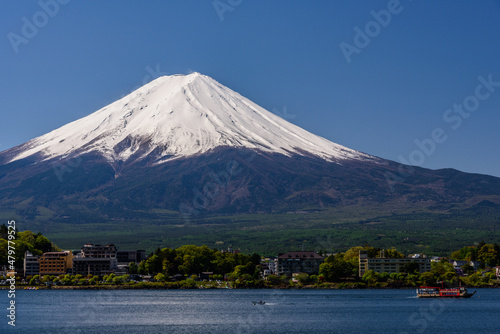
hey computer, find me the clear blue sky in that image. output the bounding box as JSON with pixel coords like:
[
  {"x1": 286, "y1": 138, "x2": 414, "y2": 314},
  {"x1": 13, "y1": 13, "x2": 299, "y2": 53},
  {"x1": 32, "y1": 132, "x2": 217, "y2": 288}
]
[{"x1": 1, "y1": 0, "x2": 500, "y2": 177}]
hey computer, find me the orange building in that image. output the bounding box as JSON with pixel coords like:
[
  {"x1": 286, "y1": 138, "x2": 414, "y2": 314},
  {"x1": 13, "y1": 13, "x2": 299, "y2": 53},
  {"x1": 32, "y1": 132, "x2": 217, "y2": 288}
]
[{"x1": 39, "y1": 251, "x2": 73, "y2": 276}]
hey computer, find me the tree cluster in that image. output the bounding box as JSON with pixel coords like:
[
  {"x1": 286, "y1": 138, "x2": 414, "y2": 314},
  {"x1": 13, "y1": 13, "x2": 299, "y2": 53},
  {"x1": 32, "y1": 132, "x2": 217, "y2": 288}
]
[
  {"x1": 133, "y1": 245, "x2": 262, "y2": 282},
  {"x1": 0, "y1": 225, "x2": 60, "y2": 269},
  {"x1": 451, "y1": 242, "x2": 500, "y2": 267}
]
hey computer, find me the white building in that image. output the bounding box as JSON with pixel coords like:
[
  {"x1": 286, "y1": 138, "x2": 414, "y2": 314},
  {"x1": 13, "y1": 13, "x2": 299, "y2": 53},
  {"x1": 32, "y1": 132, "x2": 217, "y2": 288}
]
[{"x1": 359, "y1": 250, "x2": 432, "y2": 277}]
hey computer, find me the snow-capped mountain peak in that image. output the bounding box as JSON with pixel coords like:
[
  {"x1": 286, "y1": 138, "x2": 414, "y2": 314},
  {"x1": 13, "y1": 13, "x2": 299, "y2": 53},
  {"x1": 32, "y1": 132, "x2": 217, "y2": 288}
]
[{"x1": 7, "y1": 73, "x2": 372, "y2": 164}]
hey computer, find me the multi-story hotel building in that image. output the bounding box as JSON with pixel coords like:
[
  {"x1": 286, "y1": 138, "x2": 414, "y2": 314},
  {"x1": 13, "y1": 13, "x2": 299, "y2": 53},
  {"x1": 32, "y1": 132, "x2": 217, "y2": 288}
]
[
  {"x1": 358, "y1": 250, "x2": 432, "y2": 277},
  {"x1": 72, "y1": 244, "x2": 118, "y2": 276},
  {"x1": 39, "y1": 251, "x2": 73, "y2": 276},
  {"x1": 277, "y1": 251, "x2": 324, "y2": 276}
]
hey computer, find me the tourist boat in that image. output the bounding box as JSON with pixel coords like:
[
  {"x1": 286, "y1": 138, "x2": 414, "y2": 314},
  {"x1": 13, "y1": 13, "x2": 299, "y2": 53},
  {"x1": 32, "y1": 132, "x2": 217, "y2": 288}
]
[{"x1": 416, "y1": 286, "x2": 476, "y2": 298}]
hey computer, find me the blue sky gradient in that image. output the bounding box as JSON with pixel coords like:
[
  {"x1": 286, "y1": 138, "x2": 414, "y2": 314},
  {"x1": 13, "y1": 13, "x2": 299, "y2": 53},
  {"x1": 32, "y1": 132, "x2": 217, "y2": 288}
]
[{"x1": 1, "y1": 0, "x2": 500, "y2": 176}]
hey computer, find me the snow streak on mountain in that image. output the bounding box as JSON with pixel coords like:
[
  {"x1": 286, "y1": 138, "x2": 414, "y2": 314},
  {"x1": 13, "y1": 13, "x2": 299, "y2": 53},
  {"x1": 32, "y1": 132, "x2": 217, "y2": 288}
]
[{"x1": 7, "y1": 73, "x2": 374, "y2": 165}]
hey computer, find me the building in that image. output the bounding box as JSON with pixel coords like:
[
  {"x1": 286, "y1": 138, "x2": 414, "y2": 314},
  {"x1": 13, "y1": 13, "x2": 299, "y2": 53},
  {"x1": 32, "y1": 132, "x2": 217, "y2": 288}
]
[
  {"x1": 277, "y1": 251, "x2": 324, "y2": 276},
  {"x1": 495, "y1": 267, "x2": 500, "y2": 279},
  {"x1": 409, "y1": 254, "x2": 425, "y2": 259},
  {"x1": 358, "y1": 250, "x2": 431, "y2": 277},
  {"x1": 469, "y1": 261, "x2": 482, "y2": 271},
  {"x1": 452, "y1": 260, "x2": 468, "y2": 268},
  {"x1": 221, "y1": 246, "x2": 240, "y2": 254},
  {"x1": 261, "y1": 264, "x2": 272, "y2": 277},
  {"x1": 199, "y1": 272, "x2": 213, "y2": 280},
  {"x1": 23, "y1": 251, "x2": 40, "y2": 277},
  {"x1": 72, "y1": 244, "x2": 118, "y2": 276},
  {"x1": 73, "y1": 258, "x2": 115, "y2": 277},
  {"x1": 116, "y1": 250, "x2": 147, "y2": 265},
  {"x1": 39, "y1": 251, "x2": 73, "y2": 276},
  {"x1": 81, "y1": 243, "x2": 118, "y2": 259},
  {"x1": 260, "y1": 257, "x2": 278, "y2": 277}
]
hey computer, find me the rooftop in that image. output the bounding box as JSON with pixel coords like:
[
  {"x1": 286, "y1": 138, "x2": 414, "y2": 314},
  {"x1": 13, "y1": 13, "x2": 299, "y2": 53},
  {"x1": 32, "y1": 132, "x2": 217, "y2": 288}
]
[{"x1": 278, "y1": 251, "x2": 324, "y2": 259}]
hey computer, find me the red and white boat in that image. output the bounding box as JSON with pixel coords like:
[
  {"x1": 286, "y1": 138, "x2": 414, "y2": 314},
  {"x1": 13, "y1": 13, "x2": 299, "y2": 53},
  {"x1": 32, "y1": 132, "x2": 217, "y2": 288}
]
[{"x1": 416, "y1": 285, "x2": 476, "y2": 298}]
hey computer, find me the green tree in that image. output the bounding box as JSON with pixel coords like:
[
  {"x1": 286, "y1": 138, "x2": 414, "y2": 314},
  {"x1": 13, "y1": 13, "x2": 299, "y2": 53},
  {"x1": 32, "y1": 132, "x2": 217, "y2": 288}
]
[
  {"x1": 106, "y1": 273, "x2": 116, "y2": 283},
  {"x1": 419, "y1": 271, "x2": 435, "y2": 286},
  {"x1": 478, "y1": 244, "x2": 498, "y2": 267},
  {"x1": 40, "y1": 275, "x2": 51, "y2": 283},
  {"x1": 451, "y1": 246, "x2": 477, "y2": 262},
  {"x1": 389, "y1": 273, "x2": 405, "y2": 281},
  {"x1": 384, "y1": 247, "x2": 404, "y2": 258},
  {"x1": 266, "y1": 274, "x2": 280, "y2": 284},
  {"x1": 34, "y1": 234, "x2": 53, "y2": 253},
  {"x1": 112, "y1": 276, "x2": 123, "y2": 285},
  {"x1": 138, "y1": 261, "x2": 147, "y2": 275},
  {"x1": 401, "y1": 262, "x2": 420, "y2": 274},
  {"x1": 461, "y1": 263, "x2": 475, "y2": 275},
  {"x1": 319, "y1": 255, "x2": 354, "y2": 282},
  {"x1": 344, "y1": 246, "x2": 368, "y2": 266},
  {"x1": 405, "y1": 273, "x2": 420, "y2": 287},
  {"x1": 17, "y1": 231, "x2": 36, "y2": 246},
  {"x1": 250, "y1": 253, "x2": 261, "y2": 265},
  {"x1": 128, "y1": 262, "x2": 138, "y2": 274},
  {"x1": 145, "y1": 255, "x2": 162, "y2": 274},
  {"x1": 295, "y1": 273, "x2": 310, "y2": 284},
  {"x1": 362, "y1": 270, "x2": 379, "y2": 284},
  {"x1": 29, "y1": 275, "x2": 40, "y2": 285},
  {"x1": 465, "y1": 272, "x2": 485, "y2": 286},
  {"x1": 430, "y1": 260, "x2": 456, "y2": 282}
]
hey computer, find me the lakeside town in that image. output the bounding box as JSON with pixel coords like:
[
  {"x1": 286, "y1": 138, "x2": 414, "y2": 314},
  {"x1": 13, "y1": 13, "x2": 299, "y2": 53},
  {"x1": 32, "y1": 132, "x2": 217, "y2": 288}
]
[{"x1": 1, "y1": 227, "x2": 500, "y2": 289}]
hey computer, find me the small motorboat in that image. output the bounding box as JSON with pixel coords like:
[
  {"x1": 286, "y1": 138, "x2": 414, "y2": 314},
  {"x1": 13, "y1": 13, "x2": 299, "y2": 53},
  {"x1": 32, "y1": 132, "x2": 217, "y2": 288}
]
[{"x1": 252, "y1": 301, "x2": 265, "y2": 305}]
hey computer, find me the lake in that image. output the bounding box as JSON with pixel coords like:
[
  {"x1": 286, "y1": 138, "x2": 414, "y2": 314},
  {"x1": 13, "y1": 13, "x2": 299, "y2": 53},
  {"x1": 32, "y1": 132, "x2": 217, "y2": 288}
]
[{"x1": 2, "y1": 288, "x2": 500, "y2": 333}]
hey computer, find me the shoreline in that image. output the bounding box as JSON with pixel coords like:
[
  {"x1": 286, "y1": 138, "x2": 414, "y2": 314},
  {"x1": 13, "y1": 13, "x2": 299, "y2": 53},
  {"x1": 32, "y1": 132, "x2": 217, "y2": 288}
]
[{"x1": 2, "y1": 284, "x2": 498, "y2": 290}]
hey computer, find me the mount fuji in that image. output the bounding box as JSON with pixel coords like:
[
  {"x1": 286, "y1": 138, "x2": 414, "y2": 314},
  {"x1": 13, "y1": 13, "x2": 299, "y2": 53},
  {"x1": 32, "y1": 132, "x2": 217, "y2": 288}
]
[
  {"x1": 0, "y1": 73, "x2": 499, "y2": 234},
  {"x1": 3, "y1": 73, "x2": 374, "y2": 166}
]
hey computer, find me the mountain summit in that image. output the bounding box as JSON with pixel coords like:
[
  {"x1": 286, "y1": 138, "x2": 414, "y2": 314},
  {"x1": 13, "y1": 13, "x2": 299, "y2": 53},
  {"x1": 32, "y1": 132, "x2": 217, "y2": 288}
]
[{"x1": 6, "y1": 72, "x2": 372, "y2": 166}]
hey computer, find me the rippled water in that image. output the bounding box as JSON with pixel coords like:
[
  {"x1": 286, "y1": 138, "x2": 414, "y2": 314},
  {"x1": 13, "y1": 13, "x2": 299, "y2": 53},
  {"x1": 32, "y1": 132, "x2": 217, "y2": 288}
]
[{"x1": 2, "y1": 288, "x2": 500, "y2": 333}]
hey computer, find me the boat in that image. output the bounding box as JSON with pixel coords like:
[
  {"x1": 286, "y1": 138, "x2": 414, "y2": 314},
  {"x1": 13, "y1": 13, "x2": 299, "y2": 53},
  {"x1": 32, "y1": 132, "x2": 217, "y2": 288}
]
[
  {"x1": 416, "y1": 286, "x2": 476, "y2": 298},
  {"x1": 252, "y1": 301, "x2": 265, "y2": 305}
]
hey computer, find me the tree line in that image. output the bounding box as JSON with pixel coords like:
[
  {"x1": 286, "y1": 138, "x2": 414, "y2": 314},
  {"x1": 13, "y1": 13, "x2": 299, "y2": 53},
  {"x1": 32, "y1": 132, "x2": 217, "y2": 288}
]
[{"x1": 1, "y1": 227, "x2": 498, "y2": 289}]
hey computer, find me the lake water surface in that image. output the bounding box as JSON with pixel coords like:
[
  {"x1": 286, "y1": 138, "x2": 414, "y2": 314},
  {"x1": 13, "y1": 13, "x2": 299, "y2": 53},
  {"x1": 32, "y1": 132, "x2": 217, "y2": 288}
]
[{"x1": 3, "y1": 288, "x2": 500, "y2": 333}]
